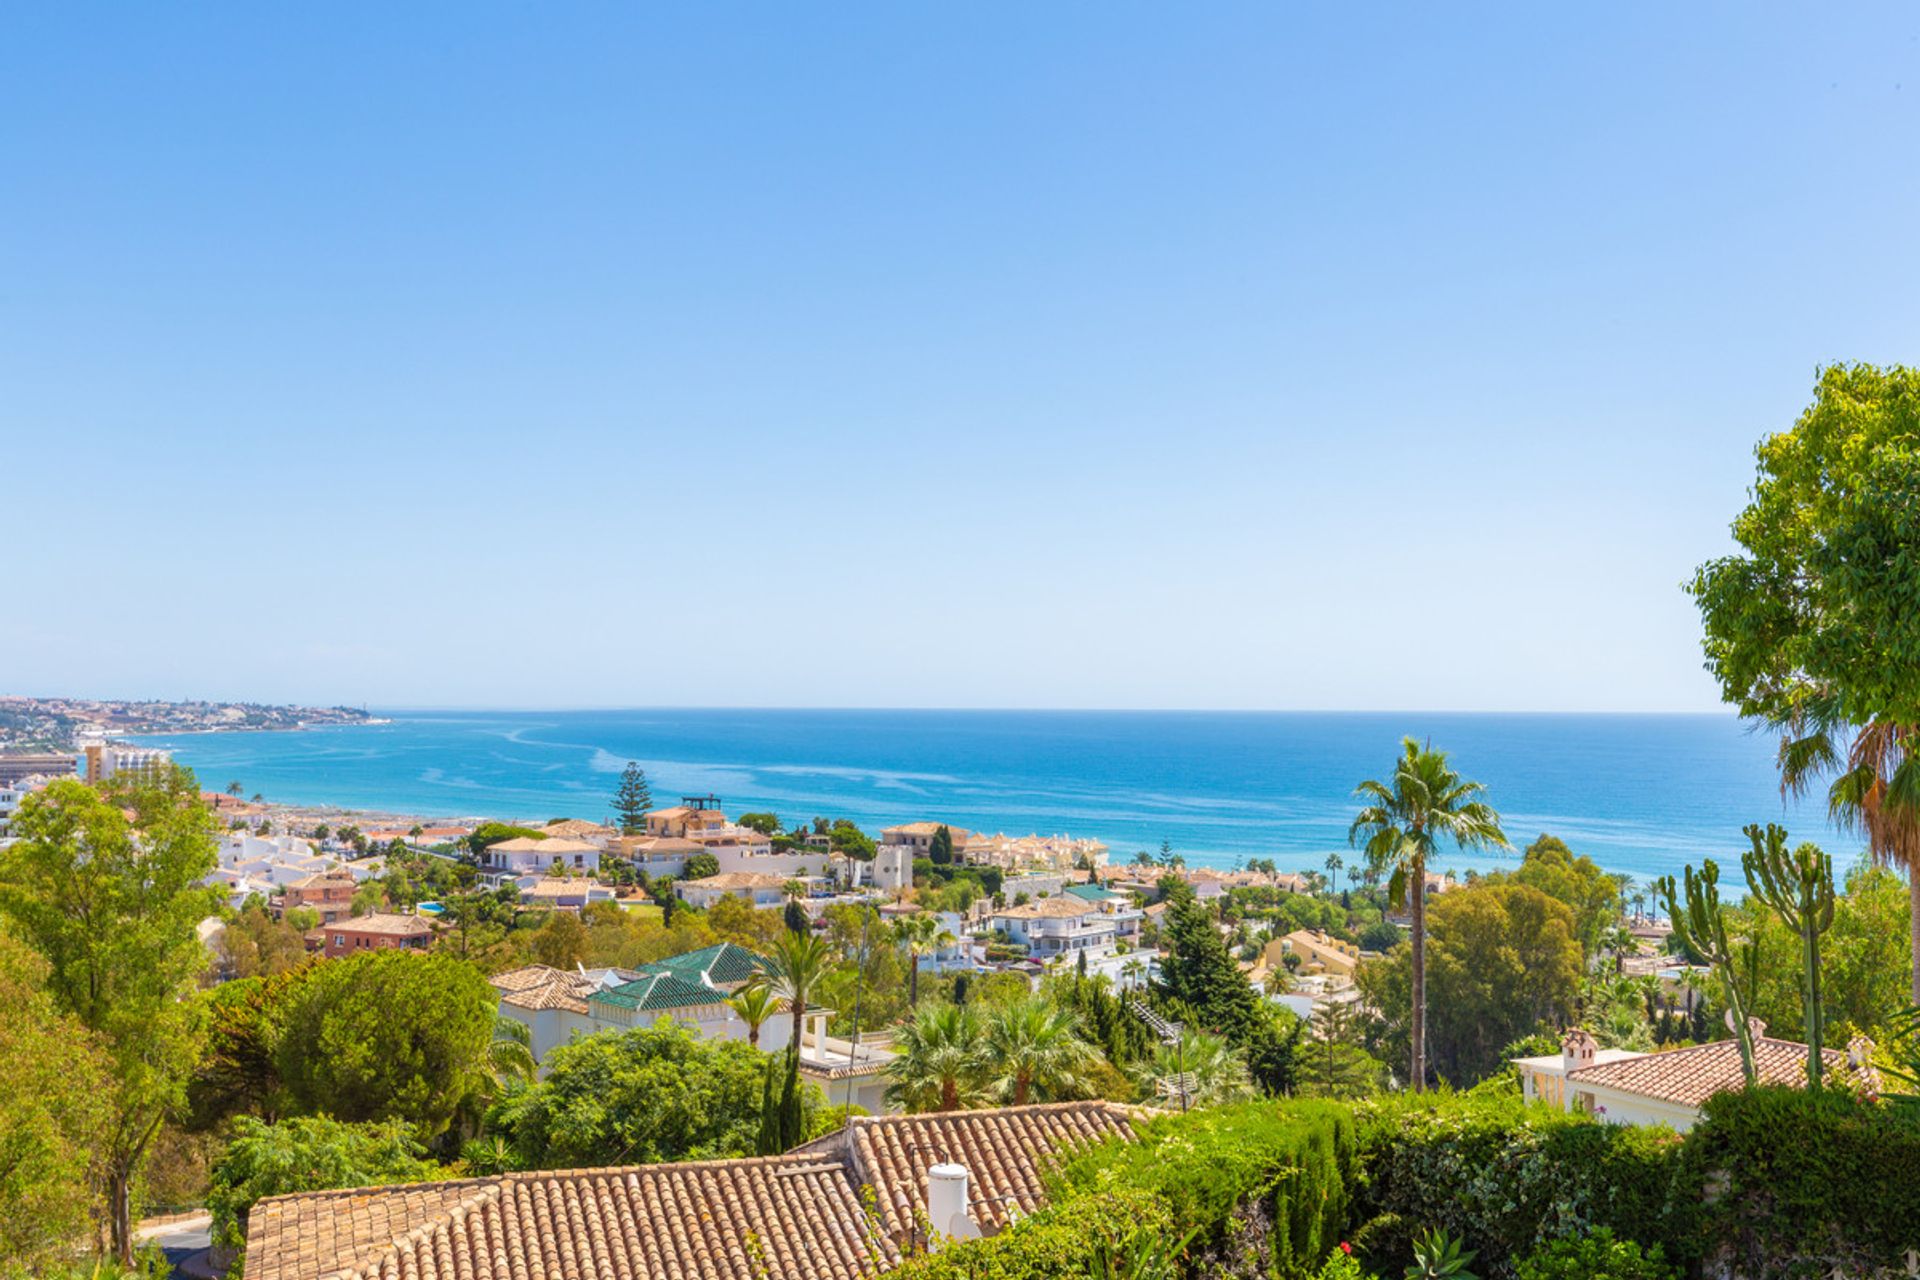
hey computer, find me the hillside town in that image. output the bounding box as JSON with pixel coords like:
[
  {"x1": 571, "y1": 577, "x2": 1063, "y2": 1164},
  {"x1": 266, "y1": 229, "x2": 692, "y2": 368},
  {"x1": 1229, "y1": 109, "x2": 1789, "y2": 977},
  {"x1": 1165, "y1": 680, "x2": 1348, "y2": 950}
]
[{"x1": 0, "y1": 695, "x2": 374, "y2": 752}]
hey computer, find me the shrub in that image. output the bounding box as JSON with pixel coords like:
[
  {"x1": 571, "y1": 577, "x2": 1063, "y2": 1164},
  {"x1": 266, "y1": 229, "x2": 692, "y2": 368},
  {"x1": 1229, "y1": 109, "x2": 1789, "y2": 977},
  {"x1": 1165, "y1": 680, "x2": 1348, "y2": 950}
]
[
  {"x1": 1513, "y1": 1228, "x2": 1675, "y2": 1280},
  {"x1": 888, "y1": 1186, "x2": 1173, "y2": 1280},
  {"x1": 1349, "y1": 1092, "x2": 1691, "y2": 1277},
  {"x1": 1679, "y1": 1085, "x2": 1920, "y2": 1278}
]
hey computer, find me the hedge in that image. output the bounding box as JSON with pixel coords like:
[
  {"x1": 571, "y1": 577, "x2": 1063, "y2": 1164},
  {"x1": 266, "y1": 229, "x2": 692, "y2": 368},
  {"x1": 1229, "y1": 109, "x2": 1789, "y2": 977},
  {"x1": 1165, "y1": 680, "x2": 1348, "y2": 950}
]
[{"x1": 1679, "y1": 1086, "x2": 1920, "y2": 1278}]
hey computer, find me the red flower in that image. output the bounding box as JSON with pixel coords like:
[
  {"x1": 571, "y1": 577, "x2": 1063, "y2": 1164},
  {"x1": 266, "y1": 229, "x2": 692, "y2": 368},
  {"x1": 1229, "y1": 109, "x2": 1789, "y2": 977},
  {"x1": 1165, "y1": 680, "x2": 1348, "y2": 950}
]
[{"x1": 1339, "y1": 1242, "x2": 1352, "y2": 1254}]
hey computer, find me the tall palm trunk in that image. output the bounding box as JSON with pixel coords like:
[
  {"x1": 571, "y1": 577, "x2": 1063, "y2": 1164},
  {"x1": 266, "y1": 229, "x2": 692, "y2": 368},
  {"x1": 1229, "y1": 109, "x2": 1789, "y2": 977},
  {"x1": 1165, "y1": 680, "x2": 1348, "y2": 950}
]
[
  {"x1": 910, "y1": 954, "x2": 921, "y2": 1005},
  {"x1": 1909, "y1": 869, "x2": 1920, "y2": 1006},
  {"x1": 1410, "y1": 852, "x2": 1427, "y2": 1091}
]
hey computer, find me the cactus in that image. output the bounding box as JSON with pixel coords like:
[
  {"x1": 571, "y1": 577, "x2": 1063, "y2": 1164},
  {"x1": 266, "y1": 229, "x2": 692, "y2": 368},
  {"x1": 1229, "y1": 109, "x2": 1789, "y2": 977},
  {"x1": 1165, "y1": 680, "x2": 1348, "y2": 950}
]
[
  {"x1": 1654, "y1": 859, "x2": 1759, "y2": 1086},
  {"x1": 1741, "y1": 822, "x2": 1836, "y2": 1089}
]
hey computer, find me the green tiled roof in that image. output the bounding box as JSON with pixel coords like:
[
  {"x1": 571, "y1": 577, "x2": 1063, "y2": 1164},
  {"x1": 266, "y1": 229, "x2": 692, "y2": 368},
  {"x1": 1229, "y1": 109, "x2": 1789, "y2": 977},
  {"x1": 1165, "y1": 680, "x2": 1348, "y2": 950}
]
[
  {"x1": 589, "y1": 971, "x2": 729, "y2": 1013},
  {"x1": 637, "y1": 941, "x2": 766, "y2": 988}
]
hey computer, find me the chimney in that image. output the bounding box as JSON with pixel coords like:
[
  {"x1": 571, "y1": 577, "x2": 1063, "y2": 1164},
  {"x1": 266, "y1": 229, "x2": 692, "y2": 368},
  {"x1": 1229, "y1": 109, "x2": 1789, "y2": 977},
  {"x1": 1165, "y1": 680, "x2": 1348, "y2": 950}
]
[
  {"x1": 1561, "y1": 1028, "x2": 1597, "y2": 1073},
  {"x1": 925, "y1": 1163, "x2": 981, "y2": 1247}
]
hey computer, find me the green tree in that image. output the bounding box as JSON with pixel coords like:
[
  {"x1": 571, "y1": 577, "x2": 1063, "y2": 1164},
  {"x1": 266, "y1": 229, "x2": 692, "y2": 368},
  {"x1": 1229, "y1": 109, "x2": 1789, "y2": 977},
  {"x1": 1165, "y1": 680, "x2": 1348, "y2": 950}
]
[
  {"x1": 1358, "y1": 883, "x2": 1583, "y2": 1085},
  {"x1": 207, "y1": 1116, "x2": 442, "y2": 1260},
  {"x1": 529, "y1": 910, "x2": 590, "y2": 969},
  {"x1": 491, "y1": 1019, "x2": 802, "y2": 1167},
  {"x1": 0, "y1": 936, "x2": 110, "y2": 1271},
  {"x1": 930, "y1": 824, "x2": 955, "y2": 866},
  {"x1": 894, "y1": 912, "x2": 955, "y2": 1006},
  {"x1": 886, "y1": 1001, "x2": 991, "y2": 1112},
  {"x1": 274, "y1": 950, "x2": 496, "y2": 1135},
  {"x1": 220, "y1": 898, "x2": 311, "y2": 979},
  {"x1": 751, "y1": 930, "x2": 835, "y2": 1145},
  {"x1": 0, "y1": 771, "x2": 221, "y2": 1262},
  {"x1": 683, "y1": 851, "x2": 720, "y2": 881},
  {"x1": 737, "y1": 811, "x2": 782, "y2": 836},
  {"x1": 1294, "y1": 1000, "x2": 1388, "y2": 1099},
  {"x1": 984, "y1": 995, "x2": 1098, "y2": 1105},
  {"x1": 727, "y1": 983, "x2": 781, "y2": 1049},
  {"x1": 1349, "y1": 738, "x2": 1509, "y2": 1090},
  {"x1": 1498, "y1": 834, "x2": 1622, "y2": 958},
  {"x1": 464, "y1": 822, "x2": 545, "y2": 858},
  {"x1": 830, "y1": 819, "x2": 877, "y2": 860},
  {"x1": 1127, "y1": 1030, "x2": 1251, "y2": 1108},
  {"x1": 1689, "y1": 364, "x2": 1920, "y2": 1003},
  {"x1": 611, "y1": 762, "x2": 653, "y2": 835}
]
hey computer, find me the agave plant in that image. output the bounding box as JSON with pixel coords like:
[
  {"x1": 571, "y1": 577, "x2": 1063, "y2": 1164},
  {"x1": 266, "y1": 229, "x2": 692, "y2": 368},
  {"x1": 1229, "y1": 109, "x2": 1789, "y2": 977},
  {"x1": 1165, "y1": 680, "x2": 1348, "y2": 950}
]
[{"x1": 1406, "y1": 1227, "x2": 1478, "y2": 1280}]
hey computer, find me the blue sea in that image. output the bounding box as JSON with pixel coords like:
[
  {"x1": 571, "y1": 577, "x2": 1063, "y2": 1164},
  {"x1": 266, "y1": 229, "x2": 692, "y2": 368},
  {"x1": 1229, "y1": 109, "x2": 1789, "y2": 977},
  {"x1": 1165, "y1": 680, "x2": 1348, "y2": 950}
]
[{"x1": 135, "y1": 709, "x2": 1850, "y2": 885}]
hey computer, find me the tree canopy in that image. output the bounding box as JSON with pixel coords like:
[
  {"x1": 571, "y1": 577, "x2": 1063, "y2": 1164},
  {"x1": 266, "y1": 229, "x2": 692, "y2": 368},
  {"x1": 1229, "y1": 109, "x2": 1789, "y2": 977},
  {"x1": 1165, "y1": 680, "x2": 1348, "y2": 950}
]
[
  {"x1": 274, "y1": 950, "x2": 497, "y2": 1135},
  {"x1": 489, "y1": 1019, "x2": 815, "y2": 1168}
]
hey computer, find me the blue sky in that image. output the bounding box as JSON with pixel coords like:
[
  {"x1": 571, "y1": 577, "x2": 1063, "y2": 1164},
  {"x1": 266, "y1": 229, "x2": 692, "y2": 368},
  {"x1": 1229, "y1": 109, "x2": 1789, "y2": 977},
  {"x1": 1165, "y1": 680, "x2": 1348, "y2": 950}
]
[{"x1": 3, "y1": 4, "x2": 1916, "y2": 712}]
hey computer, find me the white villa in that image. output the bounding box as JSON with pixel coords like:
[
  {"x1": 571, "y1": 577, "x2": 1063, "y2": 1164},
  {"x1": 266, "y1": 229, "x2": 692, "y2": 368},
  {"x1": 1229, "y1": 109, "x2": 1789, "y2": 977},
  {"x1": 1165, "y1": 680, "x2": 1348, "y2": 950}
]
[
  {"x1": 479, "y1": 836, "x2": 601, "y2": 883},
  {"x1": 987, "y1": 895, "x2": 1119, "y2": 961},
  {"x1": 1513, "y1": 1025, "x2": 1862, "y2": 1132}
]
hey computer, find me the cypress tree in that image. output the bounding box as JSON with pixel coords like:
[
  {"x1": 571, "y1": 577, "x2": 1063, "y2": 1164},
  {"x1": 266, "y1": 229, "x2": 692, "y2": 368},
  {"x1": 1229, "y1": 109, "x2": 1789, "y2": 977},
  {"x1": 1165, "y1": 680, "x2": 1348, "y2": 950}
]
[{"x1": 930, "y1": 825, "x2": 954, "y2": 866}]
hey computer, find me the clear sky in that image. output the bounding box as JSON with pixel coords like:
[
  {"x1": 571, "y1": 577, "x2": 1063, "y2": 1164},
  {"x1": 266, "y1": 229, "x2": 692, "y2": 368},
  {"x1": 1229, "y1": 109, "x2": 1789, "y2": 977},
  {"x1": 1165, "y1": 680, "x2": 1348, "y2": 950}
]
[{"x1": 4, "y1": 5, "x2": 1916, "y2": 712}]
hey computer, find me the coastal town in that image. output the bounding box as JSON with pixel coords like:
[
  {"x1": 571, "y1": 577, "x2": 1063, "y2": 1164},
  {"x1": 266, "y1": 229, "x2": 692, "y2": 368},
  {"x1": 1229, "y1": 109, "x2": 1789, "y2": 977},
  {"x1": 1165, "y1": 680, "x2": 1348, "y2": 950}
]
[{"x1": 9, "y1": 5, "x2": 1920, "y2": 1278}]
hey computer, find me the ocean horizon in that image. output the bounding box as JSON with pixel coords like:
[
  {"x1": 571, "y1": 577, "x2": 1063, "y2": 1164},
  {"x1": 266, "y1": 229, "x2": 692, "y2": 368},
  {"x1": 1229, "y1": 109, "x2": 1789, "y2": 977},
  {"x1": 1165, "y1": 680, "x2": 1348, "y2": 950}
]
[{"x1": 133, "y1": 707, "x2": 1854, "y2": 887}]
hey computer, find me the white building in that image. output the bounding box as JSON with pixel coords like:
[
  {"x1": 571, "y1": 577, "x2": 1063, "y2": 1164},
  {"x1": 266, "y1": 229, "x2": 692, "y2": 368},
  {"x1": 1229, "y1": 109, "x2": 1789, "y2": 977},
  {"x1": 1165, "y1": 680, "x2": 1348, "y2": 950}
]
[
  {"x1": 675, "y1": 871, "x2": 797, "y2": 910},
  {"x1": 987, "y1": 896, "x2": 1119, "y2": 961},
  {"x1": 80, "y1": 741, "x2": 172, "y2": 784},
  {"x1": 1512, "y1": 1025, "x2": 1859, "y2": 1132},
  {"x1": 478, "y1": 836, "x2": 601, "y2": 883}
]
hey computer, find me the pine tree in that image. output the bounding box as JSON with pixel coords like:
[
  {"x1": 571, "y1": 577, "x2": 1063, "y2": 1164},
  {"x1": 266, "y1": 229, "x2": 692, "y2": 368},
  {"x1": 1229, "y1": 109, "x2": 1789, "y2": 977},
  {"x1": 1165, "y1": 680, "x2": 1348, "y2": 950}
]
[{"x1": 611, "y1": 762, "x2": 653, "y2": 835}]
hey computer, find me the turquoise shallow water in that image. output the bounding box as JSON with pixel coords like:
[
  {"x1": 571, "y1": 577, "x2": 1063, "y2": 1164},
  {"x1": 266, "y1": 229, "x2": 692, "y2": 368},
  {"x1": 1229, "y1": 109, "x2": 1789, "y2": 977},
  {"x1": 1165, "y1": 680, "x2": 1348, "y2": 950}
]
[{"x1": 136, "y1": 708, "x2": 1847, "y2": 883}]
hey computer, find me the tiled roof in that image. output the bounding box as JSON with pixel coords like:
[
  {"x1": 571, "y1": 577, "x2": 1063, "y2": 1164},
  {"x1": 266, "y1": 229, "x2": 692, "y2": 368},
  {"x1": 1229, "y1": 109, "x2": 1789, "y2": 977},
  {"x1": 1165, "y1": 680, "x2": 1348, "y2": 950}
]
[
  {"x1": 490, "y1": 965, "x2": 645, "y2": 1014},
  {"x1": 245, "y1": 1155, "x2": 892, "y2": 1280},
  {"x1": 683, "y1": 872, "x2": 789, "y2": 890},
  {"x1": 542, "y1": 819, "x2": 616, "y2": 838},
  {"x1": 332, "y1": 913, "x2": 434, "y2": 938},
  {"x1": 1567, "y1": 1035, "x2": 1849, "y2": 1107},
  {"x1": 991, "y1": 896, "x2": 1099, "y2": 920},
  {"x1": 246, "y1": 1102, "x2": 1140, "y2": 1280},
  {"x1": 835, "y1": 1102, "x2": 1138, "y2": 1238},
  {"x1": 483, "y1": 837, "x2": 550, "y2": 853},
  {"x1": 590, "y1": 971, "x2": 731, "y2": 1013},
  {"x1": 288, "y1": 873, "x2": 357, "y2": 891},
  {"x1": 639, "y1": 941, "x2": 766, "y2": 988}
]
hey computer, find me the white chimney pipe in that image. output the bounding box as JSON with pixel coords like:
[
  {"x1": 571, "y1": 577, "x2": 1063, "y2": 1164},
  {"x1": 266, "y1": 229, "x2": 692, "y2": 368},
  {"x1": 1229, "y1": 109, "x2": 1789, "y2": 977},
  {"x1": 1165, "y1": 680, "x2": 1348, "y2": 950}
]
[{"x1": 925, "y1": 1163, "x2": 980, "y2": 1246}]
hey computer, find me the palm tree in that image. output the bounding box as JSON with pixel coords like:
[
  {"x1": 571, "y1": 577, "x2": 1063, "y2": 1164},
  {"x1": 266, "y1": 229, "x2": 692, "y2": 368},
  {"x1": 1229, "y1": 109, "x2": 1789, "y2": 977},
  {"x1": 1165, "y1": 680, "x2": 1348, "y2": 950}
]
[
  {"x1": 751, "y1": 930, "x2": 835, "y2": 1057},
  {"x1": 1778, "y1": 716, "x2": 1920, "y2": 1002},
  {"x1": 1120, "y1": 957, "x2": 1146, "y2": 990},
  {"x1": 727, "y1": 983, "x2": 781, "y2": 1049},
  {"x1": 486, "y1": 1014, "x2": 538, "y2": 1089},
  {"x1": 1128, "y1": 1030, "x2": 1251, "y2": 1109},
  {"x1": 1324, "y1": 853, "x2": 1344, "y2": 894},
  {"x1": 984, "y1": 996, "x2": 1097, "y2": 1105},
  {"x1": 885, "y1": 1002, "x2": 990, "y2": 1112},
  {"x1": 1350, "y1": 737, "x2": 1508, "y2": 1090},
  {"x1": 894, "y1": 912, "x2": 955, "y2": 1006}
]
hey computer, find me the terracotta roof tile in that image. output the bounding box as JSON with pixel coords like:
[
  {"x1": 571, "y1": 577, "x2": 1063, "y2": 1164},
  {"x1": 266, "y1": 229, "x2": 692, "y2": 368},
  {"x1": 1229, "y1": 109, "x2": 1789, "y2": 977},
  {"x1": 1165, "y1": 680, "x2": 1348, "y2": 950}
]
[
  {"x1": 245, "y1": 1102, "x2": 1140, "y2": 1280},
  {"x1": 1567, "y1": 1035, "x2": 1850, "y2": 1107}
]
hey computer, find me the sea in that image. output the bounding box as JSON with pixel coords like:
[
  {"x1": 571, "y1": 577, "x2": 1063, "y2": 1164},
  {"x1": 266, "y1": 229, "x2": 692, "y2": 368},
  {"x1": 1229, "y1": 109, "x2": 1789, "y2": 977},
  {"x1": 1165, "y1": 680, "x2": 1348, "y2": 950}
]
[{"x1": 130, "y1": 708, "x2": 1856, "y2": 885}]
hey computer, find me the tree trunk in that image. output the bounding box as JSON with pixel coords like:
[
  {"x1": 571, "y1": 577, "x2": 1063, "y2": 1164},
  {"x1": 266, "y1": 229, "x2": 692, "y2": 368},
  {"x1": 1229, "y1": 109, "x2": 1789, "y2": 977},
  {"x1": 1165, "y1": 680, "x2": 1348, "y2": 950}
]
[
  {"x1": 941, "y1": 1078, "x2": 957, "y2": 1111},
  {"x1": 1410, "y1": 854, "x2": 1427, "y2": 1091},
  {"x1": 1910, "y1": 866, "x2": 1920, "y2": 1007},
  {"x1": 109, "y1": 1165, "x2": 134, "y2": 1266},
  {"x1": 910, "y1": 955, "x2": 920, "y2": 1006}
]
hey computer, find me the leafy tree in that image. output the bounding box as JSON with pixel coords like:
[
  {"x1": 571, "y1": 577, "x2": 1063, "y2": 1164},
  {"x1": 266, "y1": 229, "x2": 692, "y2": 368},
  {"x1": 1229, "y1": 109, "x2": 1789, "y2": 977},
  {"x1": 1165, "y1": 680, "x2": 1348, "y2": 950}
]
[
  {"x1": 886, "y1": 1002, "x2": 991, "y2": 1112},
  {"x1": 0, "y1": 936, "x2": 109, "y2": 1271},
  {"x1": 0, "y1": 771, "x2": 221, "y2": 1262},
  {"x1": 683, "y1": 851, "x2": 720, "y2": 881},
  {"x1": 220, "y1": 898, "x2": 311, "y2": 979},
  {"x1": 208, "y1": 1116, "x2": 442, "y2": 1258},
  {"x1": 930, "y1": 824, "x2": 955, "y2": 866},
  {"x1": 465, "y1": 822, "x2": 546, "y2": 858},
  {"x1": 491, "y1": 1019, "x2": 804, "y2": 1167},
  {"x1": 1349, "y1": 737, "x2": 1509, "y2": 1089},
  {"x1": 528, "y1": 910, "x2": 590, "y2": 968},
  {"x1": 829, "y1": 819, "x2": 876, "y2": 860},
  {"x1": 984, "y1": 995, "x2": 1098, "y2": 1105},
  {"x1": 737, "y1": 811, "x2": 782, "y2": 836},
  {"x1": 274, "y1": 950, "x2": 496, "y2": 1135},
  {"x1": 611, "y1": 762, "x2": 653, "y2": 835},
  {"x1": 1494, "y1": 834, "x2": 1623, "y2": 958},
  {"x1": 187, "y1": 967, "x2": 314, "y2": 1129},
  {"x1": 1359, "y1": 883, "x2": 1582, "y2": 1085},
  {"x1": 1689, "y1": 364, "x2": 1920, "y2": 1003}
]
